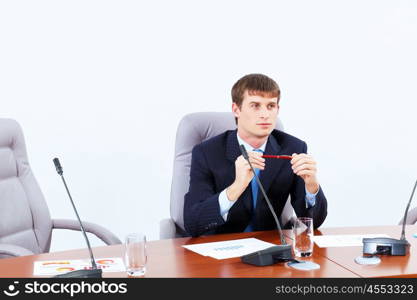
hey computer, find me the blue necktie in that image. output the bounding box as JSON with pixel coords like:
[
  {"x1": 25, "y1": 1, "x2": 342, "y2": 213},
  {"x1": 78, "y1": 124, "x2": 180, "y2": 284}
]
[{"x1": 244, "y1": 149, "x2": 263, "y2": 232}]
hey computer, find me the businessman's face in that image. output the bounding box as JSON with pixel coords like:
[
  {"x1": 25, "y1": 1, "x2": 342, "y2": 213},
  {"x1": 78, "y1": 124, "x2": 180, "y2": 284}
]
[{"x1": 232, "y1": 91, "x2": 279, "y2": 139}]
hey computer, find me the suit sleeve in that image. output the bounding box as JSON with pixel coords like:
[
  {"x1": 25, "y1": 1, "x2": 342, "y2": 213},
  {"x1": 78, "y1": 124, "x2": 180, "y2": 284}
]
[
  {"x1": 184, "y1": 144, "x2": 226, "y2": 237},
  {"x1": 290, "y1": 142, "x2": 328, "y2": 228}
]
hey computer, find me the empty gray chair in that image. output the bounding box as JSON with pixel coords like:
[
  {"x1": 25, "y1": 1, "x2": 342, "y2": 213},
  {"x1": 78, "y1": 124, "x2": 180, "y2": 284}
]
[
  {"x1": 159, "y1": 112, "x2": 295, "y2": 239},
  {"x1": 398, "y1": 207, "x2": 417, "y2": 225},
  {"x1": 0, "y1": 118, "x2": 121, "y2": 258}
]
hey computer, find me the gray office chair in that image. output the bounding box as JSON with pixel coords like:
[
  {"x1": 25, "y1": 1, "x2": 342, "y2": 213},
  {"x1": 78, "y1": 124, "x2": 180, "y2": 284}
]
[
  {"x1": 0, "y1": 118, "x2": 121, "y2": 259},
  {"x1": 398, "y1": 207, "x2": 417, "y2": 225},
  {"x1": 159, "y1": 112, "x2": 295, "y2": 239}
]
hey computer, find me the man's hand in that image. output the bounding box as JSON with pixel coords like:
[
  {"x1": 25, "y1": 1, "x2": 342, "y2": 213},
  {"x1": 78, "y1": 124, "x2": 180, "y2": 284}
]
[
  {"x1": 291, "y1": 153, "x2": 319, "y2": 194},
  {"x1": 226, "y1": 152, "x2": 265, "y2": 201}
]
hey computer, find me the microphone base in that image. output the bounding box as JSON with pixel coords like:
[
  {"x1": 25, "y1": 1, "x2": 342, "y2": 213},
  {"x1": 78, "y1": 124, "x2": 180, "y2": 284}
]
[
  {"x1": 363, "y1": 237, "x2": 410, "y2": 256},
  {"x1": 54, "y1": 269, "x2": 103, "y2": 278},
  {"x1": 241, "y1": 245, "x2": 293, "y2": 266}
]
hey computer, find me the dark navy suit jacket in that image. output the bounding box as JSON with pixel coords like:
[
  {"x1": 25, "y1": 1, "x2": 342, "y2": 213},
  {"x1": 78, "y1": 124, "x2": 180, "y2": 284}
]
[{"x1": 184, "y1": 129, "x2": 327, "y2": 237}]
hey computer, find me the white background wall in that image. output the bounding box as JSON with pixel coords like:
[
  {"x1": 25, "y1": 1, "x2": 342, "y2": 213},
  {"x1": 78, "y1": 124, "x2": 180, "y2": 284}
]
[{"x1": 1, "y1": 0, "x2": 416, "y2": 251}]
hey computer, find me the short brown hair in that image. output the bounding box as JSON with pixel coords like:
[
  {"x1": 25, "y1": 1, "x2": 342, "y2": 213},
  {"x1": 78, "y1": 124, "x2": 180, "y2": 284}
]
[{"x1": 231, "y1": 73, "x2": 280, "y2": 108}]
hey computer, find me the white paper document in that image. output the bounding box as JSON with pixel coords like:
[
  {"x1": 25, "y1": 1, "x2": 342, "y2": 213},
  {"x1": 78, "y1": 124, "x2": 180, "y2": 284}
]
[
  {"x1": 312, "y1": 234, "x2": 390, "y2": 248},
  {"x1": 33, "y1": 257, "x2": 125, "y2": 276},
  {"x1": 182, "y1": 238, "x2": 276, "y2": 259}
]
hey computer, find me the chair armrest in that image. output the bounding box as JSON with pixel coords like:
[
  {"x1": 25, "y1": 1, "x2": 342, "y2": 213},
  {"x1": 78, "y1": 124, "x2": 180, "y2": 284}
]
[
  {"x1": 159, "y1": 218, "x2": 177, "y2": 239},
  {"x1": 0, "y1": 244, "x2": 35, "y2": 257},
  {"x1": 52, "y1": 219, "x2": 121, "y2": 245},
  {"x1": 398, "y1": 207, "x2": 417, "y2": 225},
  {"x1": 280, "y1": 196, "x2": 296, "y2": 229}
]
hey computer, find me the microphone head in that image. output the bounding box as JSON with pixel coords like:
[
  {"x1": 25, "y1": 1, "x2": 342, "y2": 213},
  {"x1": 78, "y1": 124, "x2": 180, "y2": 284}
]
[
  {"x1": 239, "y1": 144, "x2": 249, "y2": 160},
  {"x1": 53, "y1": 157, "x2": 63, "y2": 175}
]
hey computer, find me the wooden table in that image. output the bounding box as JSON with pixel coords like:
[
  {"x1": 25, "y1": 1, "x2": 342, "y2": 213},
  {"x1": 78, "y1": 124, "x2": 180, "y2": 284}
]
[{"x1": 0, "y1": 226, "x2": 415, "y2": 278}]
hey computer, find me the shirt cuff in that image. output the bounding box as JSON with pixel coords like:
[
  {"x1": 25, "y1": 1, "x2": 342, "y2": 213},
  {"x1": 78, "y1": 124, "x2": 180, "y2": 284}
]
[
  {"x1": 305, "y1": 185, "x2": 319, "y2": 208},
  {"x1": 218, "y1": 189, "x2": 234, "y2": 221}
]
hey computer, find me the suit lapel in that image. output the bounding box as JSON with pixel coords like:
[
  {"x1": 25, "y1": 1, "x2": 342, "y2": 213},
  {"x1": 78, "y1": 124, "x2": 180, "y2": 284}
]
[
  {"x1": 225, "y1": 130, "x2": 252, "y2": 212},
  {"x1": 225, "y1": 130, "x2": 241, "y2": 163},
  {"x1": 257, "y1": 133, "x2": 285, "y2": 203},
  {"x1": 226, "y1": 130, "x2": 287, "y2": 212}
]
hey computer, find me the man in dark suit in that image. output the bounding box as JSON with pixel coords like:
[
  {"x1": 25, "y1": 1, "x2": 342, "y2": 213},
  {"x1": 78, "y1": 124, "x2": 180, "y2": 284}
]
[{"x1": 184, "y1": 74, "x2": 327, "y2": 237}]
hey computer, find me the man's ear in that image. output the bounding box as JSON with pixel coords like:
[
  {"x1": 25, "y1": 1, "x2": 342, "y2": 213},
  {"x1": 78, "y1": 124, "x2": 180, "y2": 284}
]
[{"x1": 232, "y1": 103, "x2": 241, "y2": 118}]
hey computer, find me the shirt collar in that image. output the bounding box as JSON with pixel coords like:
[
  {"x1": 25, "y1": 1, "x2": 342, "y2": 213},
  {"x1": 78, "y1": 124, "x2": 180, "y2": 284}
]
[{"x1": 236, "y1": 132, "x2": 267, "y2": 152}]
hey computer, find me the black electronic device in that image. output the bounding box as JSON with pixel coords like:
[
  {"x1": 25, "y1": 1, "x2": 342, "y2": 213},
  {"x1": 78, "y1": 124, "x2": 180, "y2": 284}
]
[
  {"x1": 239, "y1": 145, "x2": 294, "y2": 266},
  {"x1": 362, "y1": 180, "x2": 416, "y2": 256},
  {"x1": 53, "y1": 158, "x2": 103, "y2": 278}
]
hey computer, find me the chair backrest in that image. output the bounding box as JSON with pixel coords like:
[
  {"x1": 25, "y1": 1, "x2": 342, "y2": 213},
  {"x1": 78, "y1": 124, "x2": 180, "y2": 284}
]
[
  {"x1": 0, "y1": 119, "x2": 52, "y2": 255},
  {"x1": 170, "y1": 112, "x2": 285, "y2": 234}
]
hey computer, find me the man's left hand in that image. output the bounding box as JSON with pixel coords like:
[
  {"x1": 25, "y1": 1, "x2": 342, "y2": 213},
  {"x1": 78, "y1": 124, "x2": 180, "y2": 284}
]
[{"x1": 291, "y1": 153, "x2": 319, "y2": 194}]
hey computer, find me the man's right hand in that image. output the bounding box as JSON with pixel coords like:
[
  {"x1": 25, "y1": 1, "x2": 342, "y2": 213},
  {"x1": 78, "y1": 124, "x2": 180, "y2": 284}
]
[{"x1": 226, "y1": 152, "x2": 265, "y2": 202}]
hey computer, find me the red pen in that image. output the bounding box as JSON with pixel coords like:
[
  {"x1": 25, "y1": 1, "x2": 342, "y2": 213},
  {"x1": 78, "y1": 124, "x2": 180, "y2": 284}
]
[{"x1": 262, "y1": 155, "x2": 292, "y2": 160}]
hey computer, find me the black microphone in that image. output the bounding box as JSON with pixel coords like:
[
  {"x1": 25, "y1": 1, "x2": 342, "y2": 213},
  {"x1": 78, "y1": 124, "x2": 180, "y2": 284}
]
[
  {"x1": 52, "y1": 158, "x2": 102, "y2": 278},
  {"x1": 400, "y1": 179, "x2": 417, "y2": 240},
  {"x1": 53, "y1": 158, "x2": 63, "y2": 175},
  {"x1": 239, "y1": 145, "x2": 293, "y2": 266},
  {"x1": 363, "y1": 179, "x2": 416, "y2": 256}
]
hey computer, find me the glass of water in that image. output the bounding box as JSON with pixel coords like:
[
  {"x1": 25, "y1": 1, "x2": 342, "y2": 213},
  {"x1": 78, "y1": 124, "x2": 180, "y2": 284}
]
[
  {"x1": 292, "y1": 217, "x2": 314, "y2": 257},
  {"x1": 125, "y1": 233, "x2": 147, "y2": 277}
]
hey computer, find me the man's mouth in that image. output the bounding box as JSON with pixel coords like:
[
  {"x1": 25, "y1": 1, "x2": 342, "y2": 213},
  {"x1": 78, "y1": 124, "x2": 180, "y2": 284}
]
[{"x1": 257, "y1": 123, "x2": 271, "y2": 126}]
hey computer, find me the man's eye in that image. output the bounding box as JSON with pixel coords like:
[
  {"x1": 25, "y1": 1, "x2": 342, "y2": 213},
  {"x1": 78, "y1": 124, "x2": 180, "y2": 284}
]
[{"x1": 268, "y1": 104, "x2": 276, "y2": 109}]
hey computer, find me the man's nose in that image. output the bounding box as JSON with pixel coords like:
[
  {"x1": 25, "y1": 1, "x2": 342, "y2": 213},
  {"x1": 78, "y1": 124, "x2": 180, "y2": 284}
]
[{"x1": 259, "y1": 106, "x2": 269, "y2": 118}]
